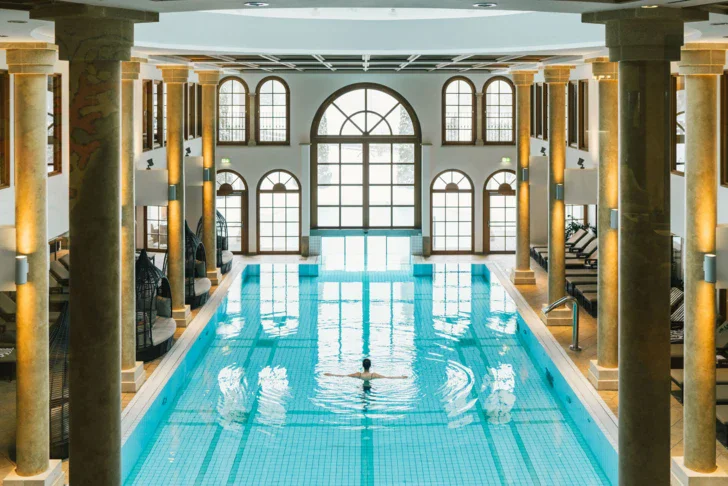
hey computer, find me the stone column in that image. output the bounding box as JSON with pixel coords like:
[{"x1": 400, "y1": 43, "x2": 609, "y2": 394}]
[
  {"x1": 475, "y1": 92, "x2": 484, "y2": 146},
  {"x1": 543, "y1": 65, "x2": 573, "y2": 326},
  {"x1": 31, "y1": 6, "x2": 158, "y2": 486},
  {"x1": 120, "y1": 58, "x2": 145, "y2": 393},
  {"x1": 196, "y1": 70, "x2": 222, "y2": 285},
  {"x1": 249, "y1": 92, "x2": 257, "y2": 146},
  {"x1": 159, "y1": 65, "x2": 191, "y2": 328},
  {"x1": 671, "y1": 43, "x2": 728, "y2": 485},
  {"x1": 587, "y1": 58, "x2": 619, "y2": 391},
  {"x1": 509, "y1": 70, "x2": 537, "y2": 285},
  {"x1": 583, "y1": 8, "x2": 707, "y2": 485},
  {"x1": 1, "y1": 42, "x2": 63, "y2": 486}
]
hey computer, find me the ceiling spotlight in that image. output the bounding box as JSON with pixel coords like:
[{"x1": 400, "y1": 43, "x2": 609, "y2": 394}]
[
  {"x1": 641, "y1": 4, "x2": 659, "y2": 7},
  {"x1": 244, "y1": 1, "x2": 269, "y2": 6},
  {"x1": 473, "y1": 2, "x2": 498, "y2": 7},
  {"x1": 711, "y1": 22, "x2": 728, "y2": 26}
]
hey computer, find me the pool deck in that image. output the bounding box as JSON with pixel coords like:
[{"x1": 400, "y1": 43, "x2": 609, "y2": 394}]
[{"x1": 1, "y1": 252, "x2": 726, "y2": 483}]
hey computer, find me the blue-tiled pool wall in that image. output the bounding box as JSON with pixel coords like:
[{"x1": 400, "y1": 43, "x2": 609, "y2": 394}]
[
  {"x1": 121, "y1": 264, "x2": 258, "y2": 484},
  {"x1": 474, "y1": 263, "x2": 618, "y2": 485}
]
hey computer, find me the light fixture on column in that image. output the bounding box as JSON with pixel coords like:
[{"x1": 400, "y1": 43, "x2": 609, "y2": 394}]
[
  {"x1": 185, "y1": 147, "x2": 191, "y2": 157},
  {"x1": 168, "y1": 184, "x2": 178, "y2": 202},
  {"x1": 704, "y1": 253, "x2": 717, "y2": 284},
  {"x1": 15, "y1": 255, "x2": 28, "y2": 285},
  {"x1": 540, "y1": 147, "x2": 547, "y2": 156},
  {"x1": 610, "y1": 208, "x2": 619, "y2": 229},
  {"x1": 203, "y1": 168, "x2": 212, "y2": 182},
  {"x1": 522, "y1": 167, "x2": 530, "y2": 182},
  {"x1": 555, "y1": 183, "x2": 564, "y2": 201}
]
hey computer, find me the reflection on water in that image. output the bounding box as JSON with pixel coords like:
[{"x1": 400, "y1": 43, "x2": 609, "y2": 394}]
[
  {"x1": 438, "y1": 359, "x2": 477, "y2": 428},
  {"x1": 216, "y1": 365, "x2": 251, "y2": 431},
  {"x1": 257, "y1": 366, "x2": 291, "y2": 427},
  {"x1": 260, "y1": 266, "x2": 299, "y2": 337},
  {"x1": 481, "y1": 363, "x2": 517, "y2": 424}
]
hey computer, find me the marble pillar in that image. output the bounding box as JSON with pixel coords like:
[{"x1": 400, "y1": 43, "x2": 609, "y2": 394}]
[
  {"x1": 509, "y1": 70, "x2": 537, "y2": 286},
  {"x1": 31, "y1": 6, "x2": 158, "y2": 485},
  {"x1": 159, "y1": 65, "x2": 191, "y2": 328},
  {"x1": 583, "y1": 7, "x2": 708, "y2": 485},
  {"x1": 475, "y1": 92, "x2": 484, "y2": 146},
  {"x1": 543, "y1": 65, "x2": 573, "y2": 326},
  {"x1": 671, "y1": 43, "x2": 728, "y2": 485},
  {"x1": 1, "y1": 42, "x2": 63, "y2": 486},
  {"x1": 196, "y1": 70, "x2": 222, "y2": 285},
  {"x1": 588, "y1": 58, "x2": 619, "y2": 391},
  {"x1": 120, "y1": 58, "x2": 145, "y2": 393}
]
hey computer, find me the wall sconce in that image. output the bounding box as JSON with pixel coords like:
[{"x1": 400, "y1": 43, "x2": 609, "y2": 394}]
[
  {"x1": 185, "y1": 147, "x2": 192, "y2": 157},
  {"x1": 15, "y1": 255, "x2": 28, "y2": 285},
  {"x1": 540, "y1": 147, "x2": 547, "y2": 156},
  {"x1": 704, "y1": 253, "x2": 717, "y2": 284},
  {"x1": 522, "y1": 167, "x2": 529, "y2": 182},
  {"x1": 577, "y1": 158, "x2": 585, "y2": 169},
  {"x1": 610, "y1": 209, "x2": 619, "y2": 229},
  {"x1": 203, "y1": 168, "x2": 212, "y2": 182},
  {"x1": 168, "y1": 184, "x2": 178, "y2": 201},
  {"x1": 555, "y1": 183, "x2": 564, "y2": 201},
  {"x1": 146, "y1": 158, "x2": 154, "y2": 170}
]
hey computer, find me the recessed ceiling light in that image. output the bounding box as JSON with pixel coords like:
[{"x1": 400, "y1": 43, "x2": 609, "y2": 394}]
[
  {"x1": 473, "y1": 2, "x2": 498, "y2": 7},
  {"x1": 712, "y1": 22, "x2": 728, "y2": 26},
  {"x1": 244, "y1": 1, "x2": 269, "y2": 6},
  {"x1": 641, "y1": 4, "x2": 659, "y2": 7},
  {"x1": 7, "y1": 20, "x2": 27, "y2": 24}
]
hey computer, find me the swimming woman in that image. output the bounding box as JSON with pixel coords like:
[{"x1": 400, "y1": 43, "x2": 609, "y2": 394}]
[{"x1": 324, "y1": 358, "x2": 408, "y2": 382}]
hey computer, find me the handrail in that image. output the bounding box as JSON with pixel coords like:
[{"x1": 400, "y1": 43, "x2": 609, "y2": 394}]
[{"x1": 543, "y1": 295, "x2": 581, "y2": 352}]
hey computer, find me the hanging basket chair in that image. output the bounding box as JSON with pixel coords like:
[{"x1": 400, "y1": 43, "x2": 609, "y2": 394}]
[
  {"x1": 185, "y1": 221, "x2": 211, "y2": 309},
  {"x1": 136, "y1": 250, "x2": 175, "y2": 362},
  {"x1": 196, "y1": 210, "x2": 233, "y2": 274}
]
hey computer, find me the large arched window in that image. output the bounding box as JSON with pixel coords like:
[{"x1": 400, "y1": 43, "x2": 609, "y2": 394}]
[
  {"x1": 431, "y1": 169, "x2": 473, "y2": 254},
  {"x1": 484, "y1": 170, "x2": 517, "y2": 253},
  {"x1": 484, "y1": 77, "x2": 515, "y2": 144},
  {"x1": 217, "y1": 170, "x2": 249, "y2": 253},
  {"x1": 218, "y1": 77, "x2": 249, "y2": 144},
  {"x1": 442, "y1": 77, "x2": 475, "y2": 144},
  {"x1": 311, "y1": 83, "x2": 421, "y2": 229},
  {"x1": 257, "y1": 170, "x2": 300, "y2": 253},
  {"x1": 256, "y1": 77, "x2": 289, "y2": 144}
]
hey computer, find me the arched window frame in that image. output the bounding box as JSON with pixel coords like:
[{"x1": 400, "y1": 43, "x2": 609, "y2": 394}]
[
  {"x1": 310, "y1": 82, "x2": 423, "y2": 230},
  {"x1": 483, "y1": 76, "x2": 516, "y2": 145},
  {"x1": 217, "y1": 76, "x2": 250, "y2": 146},
  {"x1": 256, "y1": 169, "x2": 301, "y2": 254},
  {"x1": 442, "y1": 76, "x2": 476, "y2": 146},
  {"x1": 216, "y1": 169, "x2": 249, "y2": 254},
  {"x1": 256, "y1": 76, "x2": 290, "y2": 145},
  {"x1": 430, "y1": 169, "x2": 474, "y2": 254},
  {"x1": 483, "y1": 169, "x2": 517, "y2": 254}
]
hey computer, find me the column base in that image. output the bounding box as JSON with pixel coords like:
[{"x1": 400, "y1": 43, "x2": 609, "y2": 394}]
[
  {"x1": 588, "y1": 360, "x2": 618, "y2": 390},
  {"x1": 475, "y1": 139, "x2": 484, "y2": 146},
  {"x1": 543, "y1": 306, "x2": 572, "y2": 326},
  {"x1": 3, "y1": 460, "x2": 64, "y2": 486},
  {"x1": 301, "y1": 236, "x2": 310, "y2": 258},
  {"x1": 510, "y1": 268, "x2": 536, "y2": 285},
  {"x1": 173, "y1": 305, "x2": 191, "y2": 328},
  {"x1": 207, "y1": 269, "x2": 222, "y2": 286},
  {"x1": 121, "y1": 361, "x2": 146, "y2": 393},
  {"x1": 671, "y1": 457, "x2": 728, "y2": 485}
]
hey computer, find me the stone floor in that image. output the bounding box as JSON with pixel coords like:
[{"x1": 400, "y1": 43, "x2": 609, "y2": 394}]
[{"x1": 1, "y1": 252, "x2": 727, "y2": 483}]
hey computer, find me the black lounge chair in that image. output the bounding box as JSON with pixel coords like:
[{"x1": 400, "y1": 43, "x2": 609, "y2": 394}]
[
  {"x1": 566, "y1": 276, "x2": 597, "y2": 294},
  {"x1": 58, "y1": 253, "x2": 70, "y2": 270},
  {"x1": 196, "y1": 210, "x2": 234, "y2": 275},
  {"x1": 565, "y1": 268, "x2": 598, "y2": 277},
  {"x1": 136, "y1": 250, "x2": 176, "y2": 362}
]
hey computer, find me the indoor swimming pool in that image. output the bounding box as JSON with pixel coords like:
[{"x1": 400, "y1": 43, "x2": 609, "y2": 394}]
[{"x1": 124, "y1": 264, "x2": 611, "y2": 485}]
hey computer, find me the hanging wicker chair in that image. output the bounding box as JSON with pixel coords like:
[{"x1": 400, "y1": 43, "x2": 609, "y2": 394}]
[
  {"x1": 185, "y1": 222, "x2": 211, "y2": 309},
  {"x1": 196, "y1": 210, "x2": 233, "y2": 274},
  {"x1": 49, "y1": 302, "x2": 69, "y2": 459},
  {"x1": 136, "y1": 250, "x2": 175, "y2": 362}
]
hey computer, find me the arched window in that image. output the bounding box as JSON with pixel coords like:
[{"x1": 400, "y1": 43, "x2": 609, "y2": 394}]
[
  {"x1": 442, "y1": 77, "x2": 475, "y2": 144},
  {"x1": 484, "y1": 76, "x2": 515, "y2": 144},
  {"x1": 257, "y1": 170, "x2": 300, "y2": 253},
  {"x1": 484, "y1": 170, "x2": 517, "y2": 253},
  {"x1": 431, "y1": 170, "x2": 473, "y2": 253},
  {"x1": 256, "y1": 77, "x2": 289, "y2": 144},
  {"x1": 216, "y1": 170, "x2": 249, "y2": 253},
  {"x1": 311, "y1": 83, "x2": 421, "y2": 229},
  {"x1": 218, "y1": 77, "x2": 248, "y2": 144}
]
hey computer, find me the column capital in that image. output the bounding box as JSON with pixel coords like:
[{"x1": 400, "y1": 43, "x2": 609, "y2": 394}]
[
  {"x1": 678, "y1": 43, "x2": 728, "y2": 76},
  {"x1": 587, "y1": 57, "x2": 618, "y2": 81},
  {"x1": 509, "y1": 70, "x2": 537, "y2": 86},
  {"x1": 0, "y1": 42, "x2": 57, "y2": 75},
  {"x1": 543, "y1": 65, "x2": 574, "y2": 84},
  {"x1": 31, "y1": 5, "x2": 157, "y2": 63},
  {"x1": 121, "y1": 58, "x2": 144, "y2": 81},
  {"x1": 475, "y1": 92, "x2": 484, "y2": 98},
  {"x1": 159, "y1": 65, "x2": 190, "y2": 84},
  {"x1": 195, "y1": 70, "x2": 222, "y2": 86},
  {"x1": 582, "y1": 7, "x2": 707, "y2": 62}
]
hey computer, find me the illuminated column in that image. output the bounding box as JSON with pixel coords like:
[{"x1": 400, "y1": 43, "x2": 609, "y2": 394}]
[
  {"x1": 583, "y1": 8, "x2": 707, "y2": 484},
  {"x1": 671, "y1": 43, "x2": 728, "y2": 485},
  {"x1": 1, "y1": 42, "x2": 63, "y2": 486},
  {"x1": 543, "y1": 65, "x2": 573, "y2": 326},
  {"x1": 475, "y1": 92, "x2": 484, "y2": 146},
  {"x1": 196, "y1": 70, "x2": 222, "y2": 285},
  {"x1": 509, "y1": 70, "x2": 537, "y2": 285},
  {"x1": 159, "y1": 65, "x2": 191, "y2": 328},
  {"x1": 587, "y1": 58, "x2": 619, "y2": 390},
  {"x1": 249, "y1": 92, "x2": 257, "y2": 146},
  {"x1": 120, "y1": 58, "x2": 145, "y2": 393},
  {"x1": 30, "y1": 5, "x2": 158, "y2": 485}
]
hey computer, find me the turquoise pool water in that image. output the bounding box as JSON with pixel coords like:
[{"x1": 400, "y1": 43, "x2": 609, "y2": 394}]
[{"x1": 125, "y1": 264, "x2": 610, "y2": 485}]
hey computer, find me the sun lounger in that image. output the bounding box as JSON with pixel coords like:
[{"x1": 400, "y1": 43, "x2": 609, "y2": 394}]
[{"x1": 49, "y1": 261, "x2": 69, "y2": 286}]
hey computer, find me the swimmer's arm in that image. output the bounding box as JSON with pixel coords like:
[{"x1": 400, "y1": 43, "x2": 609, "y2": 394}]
[
  {"x1": 370, "y1": 373, "x2": 408, "y2": 380},
  {"x1": 324, "y1": 372, "x2": 361, "y2": 378}
]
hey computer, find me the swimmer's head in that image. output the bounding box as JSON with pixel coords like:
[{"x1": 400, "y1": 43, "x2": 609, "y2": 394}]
[{"x1": 362, "y1": 358, "x2": 371, "y2": 371}]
